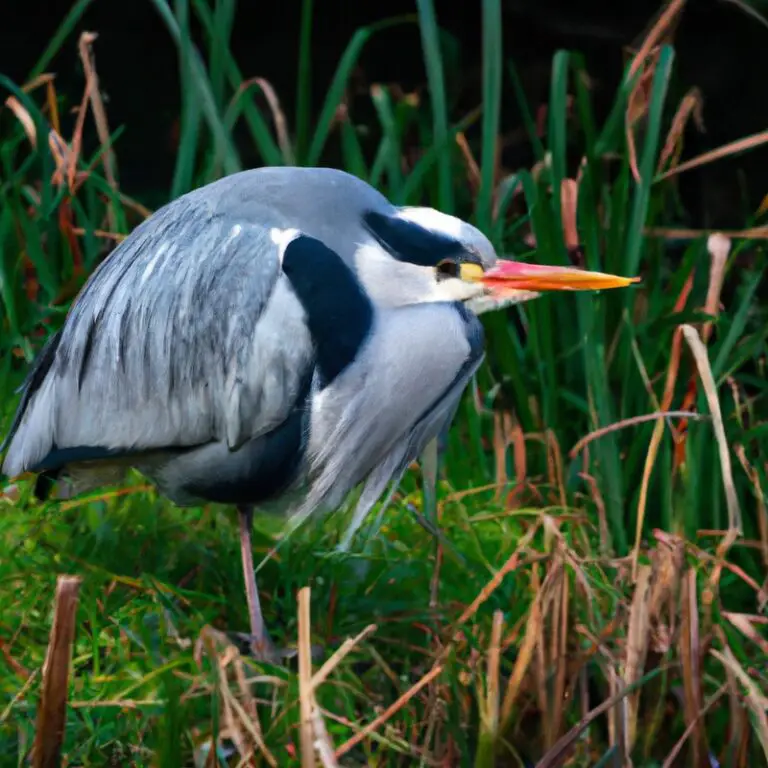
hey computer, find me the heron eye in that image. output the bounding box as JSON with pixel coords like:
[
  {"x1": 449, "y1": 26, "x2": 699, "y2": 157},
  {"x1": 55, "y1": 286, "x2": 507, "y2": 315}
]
[{"x1": 436, "y1": 259, "x2": 460, "y2": 279}]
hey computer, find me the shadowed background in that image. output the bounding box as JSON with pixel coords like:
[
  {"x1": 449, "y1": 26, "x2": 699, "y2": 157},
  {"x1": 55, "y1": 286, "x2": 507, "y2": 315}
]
[{"x1": 4, "y1": 0, "x2": 768, "y2": 226}]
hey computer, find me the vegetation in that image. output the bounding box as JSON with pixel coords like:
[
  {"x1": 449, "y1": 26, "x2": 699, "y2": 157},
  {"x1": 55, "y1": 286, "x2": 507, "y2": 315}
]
[{"x1": 1, "y1": 0, "x2": 766, "y2": 764}]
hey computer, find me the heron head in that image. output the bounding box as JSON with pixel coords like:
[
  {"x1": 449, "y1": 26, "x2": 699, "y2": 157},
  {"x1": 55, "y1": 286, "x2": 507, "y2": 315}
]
[{"x1": 356, "y1": 206, "x2": 638, "y2": 313}]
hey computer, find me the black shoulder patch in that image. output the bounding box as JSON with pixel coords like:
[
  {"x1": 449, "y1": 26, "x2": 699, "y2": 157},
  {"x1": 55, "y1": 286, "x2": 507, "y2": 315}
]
[
  {"x1": 281, "y1": 235, "x2": 374, "y2": 387},
  {"x1": 361, "y1": 210, "x2": 464, "y2": 267}
]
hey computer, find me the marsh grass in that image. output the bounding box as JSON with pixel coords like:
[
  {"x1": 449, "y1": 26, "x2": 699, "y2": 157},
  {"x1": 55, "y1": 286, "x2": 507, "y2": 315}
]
[{"x1": 0, "y1": 0, "x2": 767, "y2": 764}]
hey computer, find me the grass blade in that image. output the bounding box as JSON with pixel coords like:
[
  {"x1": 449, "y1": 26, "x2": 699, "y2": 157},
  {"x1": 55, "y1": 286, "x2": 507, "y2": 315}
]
[
  {"x1": 189, "y1": 0, "x2": 283, "y2": 167},
  {"x1": 149, "y1": 0, "x2": 241, "y2": 176},
  {"x1": 476, "y1": 0, "x2": 502, "y2": 234},
  {"x1": 295, "y1": 0, "x2": 315, "y2": 164},
  {"x1": 507, "y1": 60, "x2": 545, "y2": 162},
  {"x1": 306, "y1": 16, "x2": 416, "y2": 167},
  {"x1": 415, "y1": 0, "x2": 453, "y2": 212},
  {"x1": 170, "y1": 0, "x2": 203, "y2": 197},
  {"x1": 712, "y1": 264, "x2": 765, "y2": 380},
  {"x1": 339, "y1": 118, "x2": 368, "y2": 179},
  {"x1": 681, "y1": 324, "x2": 742, "y2": 534},
  {"x1": 547, "y1": 50, "x2": 570, "y2": 265},
  {"x1": 624, "y1": 45, "x2": 675, "y2": 277},
  {"x1": 210, "y1": 0, "x2": 236, "y2": 112},
  {"x1": 370, "y1": 85, "x2": 403, "y2": 194}
]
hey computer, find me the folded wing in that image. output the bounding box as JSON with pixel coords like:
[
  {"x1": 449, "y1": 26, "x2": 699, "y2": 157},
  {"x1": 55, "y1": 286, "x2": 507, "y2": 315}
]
[{"x1": 1, "y1": 194, "x2": 313, "y2": 479}]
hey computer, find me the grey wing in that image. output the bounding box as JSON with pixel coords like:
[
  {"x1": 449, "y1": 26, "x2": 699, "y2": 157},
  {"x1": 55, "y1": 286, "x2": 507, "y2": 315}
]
[{"x1": 1, "y1": 194, "x2": 313, "y2": 478}]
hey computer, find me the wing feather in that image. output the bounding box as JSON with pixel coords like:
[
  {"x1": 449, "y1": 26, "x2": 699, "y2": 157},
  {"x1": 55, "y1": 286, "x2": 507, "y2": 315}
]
[{"x1": 2, "y1": 194, "x2": 313, "y2": 478}]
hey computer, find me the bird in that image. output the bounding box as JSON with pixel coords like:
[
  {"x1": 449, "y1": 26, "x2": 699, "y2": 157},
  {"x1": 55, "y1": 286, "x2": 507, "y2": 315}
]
[{"x1": 0, "y1": 166, "x2": 637, "y2": 660}]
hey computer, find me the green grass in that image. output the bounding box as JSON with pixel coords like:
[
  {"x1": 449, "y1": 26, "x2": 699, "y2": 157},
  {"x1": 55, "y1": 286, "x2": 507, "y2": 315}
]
[{"x1": 1, "y1": 0, "x2": 768, "y2": 765}]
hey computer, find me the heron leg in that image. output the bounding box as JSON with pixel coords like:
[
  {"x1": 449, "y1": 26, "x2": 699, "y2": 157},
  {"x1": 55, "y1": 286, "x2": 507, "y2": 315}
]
[
  {"x1": 420, "y1": 438, "x2": 441, "y2": 608},
  {"x1": 421, "y1": 437, "x2": 439, "y2": 527},
  {"x1": 237, "y1": 505, "x2": 275, "y2": 660}
]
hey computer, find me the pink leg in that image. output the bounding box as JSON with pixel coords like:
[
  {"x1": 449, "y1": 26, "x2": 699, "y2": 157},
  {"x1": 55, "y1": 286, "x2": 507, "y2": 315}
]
[{"x1": 237, "y1": 506, "x2": 275, "y2": 659}]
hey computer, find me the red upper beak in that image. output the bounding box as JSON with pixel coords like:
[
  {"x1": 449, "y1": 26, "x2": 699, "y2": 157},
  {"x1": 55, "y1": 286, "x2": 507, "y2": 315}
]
[{"x1": 478, "y1": 259, "x2": 640, "y2": 293}]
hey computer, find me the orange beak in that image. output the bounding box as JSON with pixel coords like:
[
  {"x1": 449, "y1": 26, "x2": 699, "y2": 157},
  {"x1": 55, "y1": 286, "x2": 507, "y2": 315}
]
[{"x1": 479, "y1": 259, "x2": 640, "y2": 293}]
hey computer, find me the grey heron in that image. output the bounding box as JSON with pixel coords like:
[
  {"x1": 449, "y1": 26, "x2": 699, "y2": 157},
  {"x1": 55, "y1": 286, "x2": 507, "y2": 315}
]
[{"x1": 0, "y1": 166, "x2": 636, "y2": 660}]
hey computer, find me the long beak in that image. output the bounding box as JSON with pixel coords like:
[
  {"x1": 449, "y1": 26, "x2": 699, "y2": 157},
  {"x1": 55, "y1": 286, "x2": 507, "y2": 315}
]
[{"x1": 477, "y1": 259, "x2": 640, "y2": 293}]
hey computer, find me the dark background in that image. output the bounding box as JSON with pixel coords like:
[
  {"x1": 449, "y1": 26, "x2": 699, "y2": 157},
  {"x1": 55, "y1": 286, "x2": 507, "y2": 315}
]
[{"x1": 2, "y1": 0, "x2": 768, "y2": 227}]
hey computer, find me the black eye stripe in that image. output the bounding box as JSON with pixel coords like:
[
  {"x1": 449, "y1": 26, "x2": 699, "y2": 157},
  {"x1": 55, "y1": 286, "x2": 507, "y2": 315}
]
[{"x1": 362, "y1": 210, "x2": 471, "y2": 268}]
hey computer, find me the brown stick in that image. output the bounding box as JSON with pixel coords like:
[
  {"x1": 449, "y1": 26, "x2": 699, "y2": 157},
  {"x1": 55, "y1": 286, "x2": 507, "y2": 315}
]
[
  {"x1": 298, "y1": 587, "x2": 316, "y2": 768},
  {"x1": 33, "y1": 575, "x2": 82, "y2": 768},
  {"x1": 335, "y1": 664, "x2": 443, "y2": 758}
]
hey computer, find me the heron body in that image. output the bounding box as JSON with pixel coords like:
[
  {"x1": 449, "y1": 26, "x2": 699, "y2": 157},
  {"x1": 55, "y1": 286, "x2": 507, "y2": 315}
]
[
  {"x1": 3, "y1": 168, "x2": 488, "y2": 516},
  {"x1": 1, "y1": 166, "x2": 636, "y2": 658}
]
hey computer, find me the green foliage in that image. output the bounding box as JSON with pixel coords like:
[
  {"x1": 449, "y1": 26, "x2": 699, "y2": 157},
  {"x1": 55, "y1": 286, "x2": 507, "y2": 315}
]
[{"x1": 0, "y1": 0, "x2": 767, "y2": 764}]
